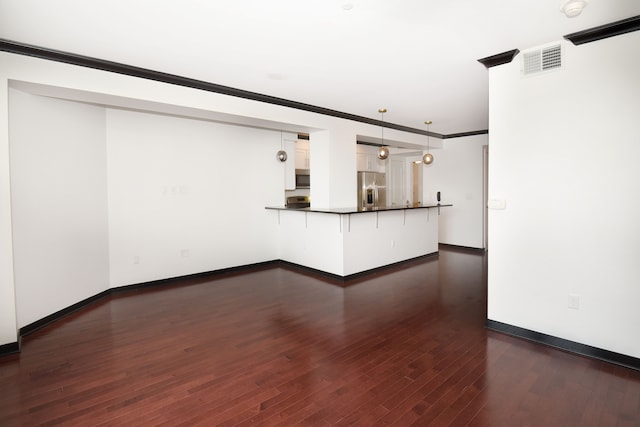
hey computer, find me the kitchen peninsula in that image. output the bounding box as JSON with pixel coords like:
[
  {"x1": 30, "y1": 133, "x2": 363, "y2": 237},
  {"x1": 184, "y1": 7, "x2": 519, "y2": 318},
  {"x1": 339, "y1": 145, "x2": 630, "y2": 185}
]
[{"x1": 266, "y1": 204, "x2": 451, "y2": 277}]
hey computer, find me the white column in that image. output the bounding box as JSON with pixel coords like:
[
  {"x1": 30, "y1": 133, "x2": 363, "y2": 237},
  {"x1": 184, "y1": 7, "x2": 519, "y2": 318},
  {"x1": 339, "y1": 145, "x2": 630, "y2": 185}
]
[
  {"x1": 0, "y1": 77, "x2": 18, "y2": 346},
  {"x1": 309, "y1": 127, "x2": 357, "y2": 209}
]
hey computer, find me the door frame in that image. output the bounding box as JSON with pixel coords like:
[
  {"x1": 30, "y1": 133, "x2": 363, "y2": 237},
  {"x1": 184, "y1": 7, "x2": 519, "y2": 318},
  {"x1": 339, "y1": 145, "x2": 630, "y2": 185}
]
[{"x1": 482, "y1": 144, "x2": 489, "y2": 250}]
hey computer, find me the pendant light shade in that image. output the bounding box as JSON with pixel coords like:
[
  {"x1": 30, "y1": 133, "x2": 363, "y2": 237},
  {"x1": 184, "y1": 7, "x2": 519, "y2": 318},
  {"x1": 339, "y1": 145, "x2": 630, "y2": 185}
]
[
  {"x1": 377, "y1": 108, "x2": 389, "y2": 160},
  {"x1": 276, "y1": 130, "x2": 288, "y2": 162},
  {"x1": 423, "y1": 120, "x2": 434, "y2": 165},
  {"x1": 276, "y1": 150, "x2": 287, "y2": 162}
]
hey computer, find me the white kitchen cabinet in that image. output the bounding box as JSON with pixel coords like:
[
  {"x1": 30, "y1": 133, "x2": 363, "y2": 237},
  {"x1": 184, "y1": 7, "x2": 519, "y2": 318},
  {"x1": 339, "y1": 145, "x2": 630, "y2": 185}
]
[
  {"x1": 295, "y1": 139, "x2": 310, "y2": 170},
  {"x1": 357, "y1": 152, "x2": 386, "y2": 173},
  {"x1": 356, "y1": 153, "x2": 368, "y2": 171}
]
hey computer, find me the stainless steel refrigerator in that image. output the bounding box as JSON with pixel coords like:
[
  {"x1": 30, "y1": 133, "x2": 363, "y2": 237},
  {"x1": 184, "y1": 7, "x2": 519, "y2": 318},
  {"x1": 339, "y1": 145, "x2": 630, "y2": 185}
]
[{"x1": 357, "y1": 171, "x2": 386, "y2": 210}]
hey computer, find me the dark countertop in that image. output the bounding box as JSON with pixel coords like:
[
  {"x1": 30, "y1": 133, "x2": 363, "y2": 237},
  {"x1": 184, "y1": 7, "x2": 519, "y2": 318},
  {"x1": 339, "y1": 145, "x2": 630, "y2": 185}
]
[{"x1": 265, "y1": 204, "x2": 452, "y2": 214}]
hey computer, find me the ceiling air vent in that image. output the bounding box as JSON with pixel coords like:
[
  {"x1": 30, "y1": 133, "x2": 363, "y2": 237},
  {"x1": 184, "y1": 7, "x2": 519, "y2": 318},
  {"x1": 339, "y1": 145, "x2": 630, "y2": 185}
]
[{"x1": 522, "y1": 43, "x2": 563, "y2": 76}]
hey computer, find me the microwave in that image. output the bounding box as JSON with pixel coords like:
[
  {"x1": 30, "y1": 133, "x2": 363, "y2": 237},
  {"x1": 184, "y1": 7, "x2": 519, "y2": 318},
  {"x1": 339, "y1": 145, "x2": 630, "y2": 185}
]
[{"x1": 295, "y1": 169, "x2": 310, "y2": 188}]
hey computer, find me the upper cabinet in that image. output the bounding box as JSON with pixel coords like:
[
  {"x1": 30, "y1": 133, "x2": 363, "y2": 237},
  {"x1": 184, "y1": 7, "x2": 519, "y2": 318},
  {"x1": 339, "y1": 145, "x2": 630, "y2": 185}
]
[
  {"x1": 295, "y1": 139, "x2": 310, "y2": 170},
  {"x1": 283, "y1": 133, "x2": 297, "y2": 190},
  {"x1": 356, "y1": 145, "x2": 386, "y2": 173}
]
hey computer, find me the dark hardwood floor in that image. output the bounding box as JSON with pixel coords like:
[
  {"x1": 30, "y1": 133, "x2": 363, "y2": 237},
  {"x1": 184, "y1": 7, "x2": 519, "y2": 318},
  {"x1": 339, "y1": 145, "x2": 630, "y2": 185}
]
[{"x1": 1, "y1": 247, "x2": 639, "y2": 426}]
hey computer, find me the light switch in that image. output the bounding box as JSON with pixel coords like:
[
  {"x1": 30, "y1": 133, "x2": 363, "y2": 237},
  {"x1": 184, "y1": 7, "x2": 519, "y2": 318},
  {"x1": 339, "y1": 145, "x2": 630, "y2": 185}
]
[
  {"x1": 568, "y1": 294, "x2": 580, "y2": 310},
  {"x1": 488, "y1": 199, "x2": 506, "y2": 210}
]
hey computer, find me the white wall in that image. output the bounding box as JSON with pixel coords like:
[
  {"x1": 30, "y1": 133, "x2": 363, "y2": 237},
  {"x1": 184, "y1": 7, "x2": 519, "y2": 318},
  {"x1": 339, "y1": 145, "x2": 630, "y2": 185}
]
[
  {"x1": 6, "y1": 93, "x2": 286, "y2": 328},
  {"x1": 488, "y1": 33, "x2": 640, "y2": 358},
  {"x1": 9, "y1": 89, "x2": 110, "y2": 328},
  {"x1": 425, "y1": 134, "x2": 488, "y2": 249},
  {"x1": 107, "y1": 108, "x2": 283, "y2": 286}
]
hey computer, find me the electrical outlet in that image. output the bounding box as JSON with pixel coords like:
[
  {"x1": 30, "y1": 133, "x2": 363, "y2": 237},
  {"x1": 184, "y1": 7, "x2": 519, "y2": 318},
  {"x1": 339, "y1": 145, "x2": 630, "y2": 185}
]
[
  {"x1": 181, "y1": 249, "x2": 189, "y2": 258},
  {"x1": 133, "y1": 256, "x2": 140, "y2": 265},
  {"x1": 568, "y1": 294, "x2": 580, "y2": 310}
]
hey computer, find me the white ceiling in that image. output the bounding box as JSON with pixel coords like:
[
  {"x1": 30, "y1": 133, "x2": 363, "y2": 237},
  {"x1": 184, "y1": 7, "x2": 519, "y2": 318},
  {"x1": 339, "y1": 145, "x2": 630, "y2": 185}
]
[{"x1": 1, "y1": 0, "x2": 639, "y2": 135}]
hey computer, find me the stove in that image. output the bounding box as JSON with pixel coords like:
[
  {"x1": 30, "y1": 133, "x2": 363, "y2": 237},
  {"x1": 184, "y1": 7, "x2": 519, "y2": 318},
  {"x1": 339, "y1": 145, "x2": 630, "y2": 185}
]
[{"x1": 286, "y1": 196, "x2": 310, "y2": 209}]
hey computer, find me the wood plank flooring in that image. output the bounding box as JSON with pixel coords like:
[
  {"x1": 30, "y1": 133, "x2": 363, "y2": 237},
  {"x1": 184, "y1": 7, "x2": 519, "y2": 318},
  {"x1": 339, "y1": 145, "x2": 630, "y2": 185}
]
[{"x1": 1, "y1": 247, "x2": 639, "y2": 426}]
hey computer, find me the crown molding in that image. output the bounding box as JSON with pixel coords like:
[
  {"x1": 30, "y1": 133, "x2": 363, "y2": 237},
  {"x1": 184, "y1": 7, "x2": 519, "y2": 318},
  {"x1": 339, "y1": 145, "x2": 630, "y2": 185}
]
[
  {"x1": 477, "y1": 49, "x2": 520, "y2": 69},
  {"x1": 442, "y1": 129, "x2": 489, "y2": 139},
  {"x1": 564, "y1": 15, "x2": 640, "y2": 45}
]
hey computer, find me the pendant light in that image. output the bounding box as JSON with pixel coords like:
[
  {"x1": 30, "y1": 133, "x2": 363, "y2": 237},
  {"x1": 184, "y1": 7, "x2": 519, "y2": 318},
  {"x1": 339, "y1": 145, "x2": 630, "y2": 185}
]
[
  {"x1": 276, "y1": 130, "x2": 287, "y2": 162},
  {"x1": 276, "y1": 150, "x2": 287, "y2": 162},
  {"x1": 377, "y1": 108, "x2": 389, "y2": 160},
  {"x1": 422, "y1": 120, "x2": 434, "y2": 165}
]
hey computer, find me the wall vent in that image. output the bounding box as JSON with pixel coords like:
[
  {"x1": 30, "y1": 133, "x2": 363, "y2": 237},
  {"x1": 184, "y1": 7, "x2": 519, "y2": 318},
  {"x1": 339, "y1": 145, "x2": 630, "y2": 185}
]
[{"x1": 522, "y1": 43, "x2": 563, "y2": 76}]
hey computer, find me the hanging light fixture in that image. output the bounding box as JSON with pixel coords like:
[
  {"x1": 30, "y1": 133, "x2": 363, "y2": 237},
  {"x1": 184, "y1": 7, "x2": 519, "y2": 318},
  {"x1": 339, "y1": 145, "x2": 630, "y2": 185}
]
[
  {"x1": 276, "y1": 150, "x2": 287, "y2": 162},
  {"x1": 276, "y1": 130, "x2": 287, "y2": 162},
  {"x1": 377, "y1": 108, "x2": 389, "y2": 160},
  {"x1": 423, "y1": 120, "x2": 434, "y2": 165}
]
